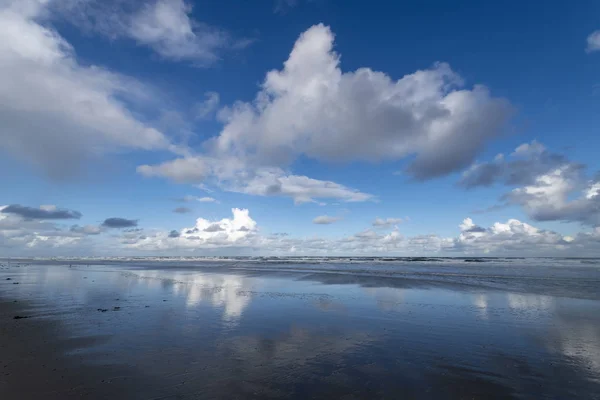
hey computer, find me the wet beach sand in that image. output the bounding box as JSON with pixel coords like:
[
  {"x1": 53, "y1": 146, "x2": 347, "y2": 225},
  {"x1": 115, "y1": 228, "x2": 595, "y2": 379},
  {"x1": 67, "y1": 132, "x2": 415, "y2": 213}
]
[{"x1": 1, "y1": 259, "x2": 600, "y2": 399}]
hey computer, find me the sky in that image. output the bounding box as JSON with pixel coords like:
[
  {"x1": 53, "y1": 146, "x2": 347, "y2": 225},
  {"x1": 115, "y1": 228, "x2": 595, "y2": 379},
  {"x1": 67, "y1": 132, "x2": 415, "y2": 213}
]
[{"x1": 1, "y1": 0, "x2": 600, "y2": 256}]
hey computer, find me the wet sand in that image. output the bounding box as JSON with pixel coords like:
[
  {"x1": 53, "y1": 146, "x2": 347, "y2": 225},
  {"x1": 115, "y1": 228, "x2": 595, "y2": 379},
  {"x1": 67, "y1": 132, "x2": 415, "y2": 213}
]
[{"x1": 1, "y1": 261, "x2": 600, "y2": 399}]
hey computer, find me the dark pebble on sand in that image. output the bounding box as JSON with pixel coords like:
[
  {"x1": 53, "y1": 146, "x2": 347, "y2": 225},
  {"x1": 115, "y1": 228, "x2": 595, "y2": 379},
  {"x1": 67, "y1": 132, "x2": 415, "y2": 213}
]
[
  {"x1": 6, "y1": 278, "x2": 11, "y2": 280},
  {"x1": 12, "y1": 282, "x2": 19, "y2": 285},
  {"x1": 97, "y1": 309, "x2": 108, "y2": 312},
  {"x1": 13, "y1": 316, "x2": 30, "y2": 320},
  {"x1": 113, "y1": 307, "x2": 121, "y2": 311}
]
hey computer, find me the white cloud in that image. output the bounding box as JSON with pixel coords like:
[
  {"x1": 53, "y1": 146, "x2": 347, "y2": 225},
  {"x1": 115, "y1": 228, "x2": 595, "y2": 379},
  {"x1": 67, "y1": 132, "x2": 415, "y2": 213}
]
[
  {"x1": 226, "y1": 168, "x2": 373, "y2": 204},
  {"x1": 455, "y1": 217, "x2": 571, "y2": 254},
  {"x1": 195, "y1": 91, "x2": 220, "y2": 118},
  {"x1": 197, "y1": 196, "x2": 217, "y2": 203},
  {"x1": 586, "y1": 30, "x2": 600, "y2": 53},
  {"x1": 177, "y1": 195, "x2": 218, "y2": 203},
  {"x1": 129, "y1": 0, "x2": 226, "y2": 63},
  {"x1": 213, "y1": 24, "x2": 512, "y2": 179},
  {"x1": 138, "y1": 157, "x2": 210, "y2": 183},
  {"x1": 512, "y1": 140, "x2": 546, "y2": 156},
  {"x1": 461, "y1": 141, "x2": 600, "y2": 227},
  {"x1": 119, "y1": 206, "x2": 600, "y2": 256},
  {"x1": 459, "y1": 140, "x2": 568, "y2": 188},
  {"x1": 53, "y1": 0, "x2": 250, "y2": 65},
  {"x1": 138, "y1": 23, "x2": 511, "y2": 201},
  {"x1": 586, "y1": 182, "x2": 600, "y2": 200},
  {"x1": 0, "y1": 204, "x2": 100, "y2": 253},
  {"x1": 313, "y1": 215, "x2": 341, "y2": 225},
  {"x1": 507, "y1": 166, "x2": 600, "y2": 226},
  {"x1": 372, "y1": 217, "x2": 403, "y2": 227},
  {"x1": 139, "y1": 158, "x2": 373, "y2": 204},
  {"x1": 459, "y1": 217, "x2": 486, "y2": 233},
  {"x1": 3, "y1": 202, "x2": 600, "y2": 255},
  {"x1": 0, "y1": 0, "x2": 172, "y2": 178},
  {"x1": 126, "y1": 208, "x2": 258, "y2": 250}
]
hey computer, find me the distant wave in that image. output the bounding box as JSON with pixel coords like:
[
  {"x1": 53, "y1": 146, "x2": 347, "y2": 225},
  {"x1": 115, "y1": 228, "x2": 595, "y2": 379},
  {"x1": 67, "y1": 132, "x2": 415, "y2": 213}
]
[{"x1": 2, "y1": 256, "x2": 599, "y2": 267}]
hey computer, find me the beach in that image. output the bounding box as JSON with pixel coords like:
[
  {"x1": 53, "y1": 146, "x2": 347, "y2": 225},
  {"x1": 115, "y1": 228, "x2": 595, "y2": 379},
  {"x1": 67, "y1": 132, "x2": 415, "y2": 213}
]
[{"x1": 1, "y1": 258, "x2": 599, "y2": 399}]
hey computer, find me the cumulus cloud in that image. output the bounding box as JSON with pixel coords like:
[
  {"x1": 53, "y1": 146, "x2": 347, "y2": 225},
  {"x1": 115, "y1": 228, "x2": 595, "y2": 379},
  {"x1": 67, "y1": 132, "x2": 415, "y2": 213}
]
[
  {"x1": 203, "y1": 223, "x2": 224, "y2": 232},
  {"x1": 586, "y1": 30, "x2": 600, "y2": 53},
  {"x1": 173, "y1": 206, "x2": 192, "y2": 214},
  {"x1": 313, "y1": 215, "x2": 341, "y2": 225},
  {"x1": 127, "y1": 208, "x2": 257, "y2": 250},
  {"x1": 455, "y1": 217, "x2": 572, "y2": 254},
  {"x1": 462, "y1": 141, "x2": 600, "y2": 227},
  {"x1": 0, "y1": 204, "x2": 99, "y2": 254},
  {"x1": 459, "y1": 141, "x2": 570, "y2": 188},
  {"x1": 102, "y1": 217, "x2": 138, "y2": 228},
  {"x1": 1, "y1": 204, "x2": 82, "y2": 220},
  {"x1": 506, "y1": 166, "x2": 600, "y2": 226},
  {"x1": 0, "y1": 208, "x2": 58, "y2": 233},
  {"x1": 212, "y1": 24, "x2": 512, "y2": 179},
  {"x1": 372, "y1": 218, "x2": 403, "y2": 228},
  {"x1": 0, "y1": 0, "x2": 173, "y2": 179},
  {"x1": 459, "y1": 217, "x2": 487, "y2": 233},
  {"x1": 138, "y1": 24, "x2": 510, "y2": 201},
  {"x1": 283, "y1": 216, "x2": 594, "y2": 255},
  {"x1": 2, "y1": 203, "x2": 599, "y2": 255}
]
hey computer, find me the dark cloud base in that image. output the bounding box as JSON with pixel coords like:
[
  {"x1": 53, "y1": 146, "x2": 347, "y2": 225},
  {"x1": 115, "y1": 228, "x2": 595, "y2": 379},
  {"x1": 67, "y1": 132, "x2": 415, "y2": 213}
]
[
  {"x1": 102, "y1": 218, "x2": 138, "y2": 228},
  {"x1": 2, "y1": 204, "x2": 81, "y2": 220}
]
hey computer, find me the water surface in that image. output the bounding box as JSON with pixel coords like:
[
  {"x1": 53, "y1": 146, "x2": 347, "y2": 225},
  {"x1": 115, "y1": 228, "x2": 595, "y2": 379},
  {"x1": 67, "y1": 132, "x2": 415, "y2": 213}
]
[{"x1": 1, "y1": 260, "x2": 599, "y2": 399}]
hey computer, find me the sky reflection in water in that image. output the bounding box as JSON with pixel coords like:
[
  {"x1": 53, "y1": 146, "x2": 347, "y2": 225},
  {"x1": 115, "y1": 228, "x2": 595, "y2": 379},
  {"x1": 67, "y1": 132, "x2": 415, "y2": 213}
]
[{"x1": 3, "y1": 263, "x2": 600, "y2": 398}]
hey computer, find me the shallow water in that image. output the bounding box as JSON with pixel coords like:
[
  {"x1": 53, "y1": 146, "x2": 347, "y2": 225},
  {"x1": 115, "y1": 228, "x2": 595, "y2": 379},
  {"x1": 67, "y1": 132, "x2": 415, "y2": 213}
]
[{"x1": 1, "y1": 262, "x2": 600, "y2": 399}]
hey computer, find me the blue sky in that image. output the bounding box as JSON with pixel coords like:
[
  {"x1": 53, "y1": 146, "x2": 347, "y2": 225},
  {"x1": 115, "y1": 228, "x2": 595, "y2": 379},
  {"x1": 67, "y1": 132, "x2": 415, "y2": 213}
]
[{"x1": 1, "y1": 0, "x2": 600, "y2": 256}]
